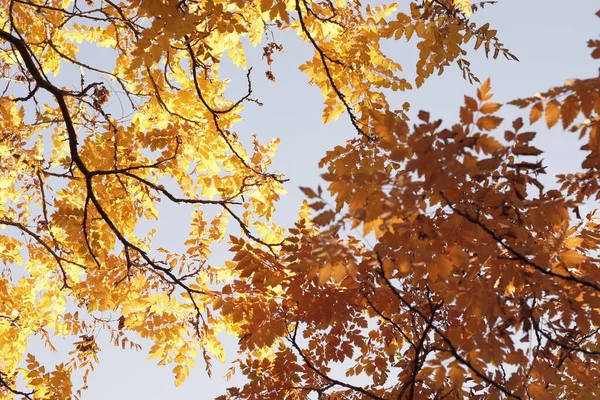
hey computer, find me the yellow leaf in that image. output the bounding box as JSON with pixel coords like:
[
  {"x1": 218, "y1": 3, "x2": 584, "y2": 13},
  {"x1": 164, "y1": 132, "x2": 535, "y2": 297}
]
[{"x1": 453, "y1": 0, "x2": 472, "y2": 16}]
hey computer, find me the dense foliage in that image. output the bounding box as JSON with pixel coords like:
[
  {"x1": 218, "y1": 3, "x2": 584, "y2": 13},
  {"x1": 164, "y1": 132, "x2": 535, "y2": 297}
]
[{"x1": 0, "y1": 0, "x2": 598, "y2": 399}]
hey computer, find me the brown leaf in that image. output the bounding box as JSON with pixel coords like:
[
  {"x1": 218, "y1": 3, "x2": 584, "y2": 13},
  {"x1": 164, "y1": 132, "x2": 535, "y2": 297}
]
[
  {"x1": 513, "y1": 145, "x2": 542, "y2": 156},
  {"x1": 512, "y1": 117, "x2": 524, "y2": 131},
  {"x1": 313, "y1": 210, "x2": 335, "y2": 226},
  {"x1": 516, "y1": 131, "x2": 537, "y2": 142},
  {"x1": 464, "y1": 95, "x2": 478, "y2": 111},
  {"x1": 413, "y1": 136, "x2": 435, "y2": 154},
  {"x1": 300, "y1": 187, "x2": 318, "y2": 199},
  {"x1": 478, "y1": 157, "x2": 501, "y2": 170},
  {"x1": 460, "y1": 106, "x2": 473, "y2": 125}
]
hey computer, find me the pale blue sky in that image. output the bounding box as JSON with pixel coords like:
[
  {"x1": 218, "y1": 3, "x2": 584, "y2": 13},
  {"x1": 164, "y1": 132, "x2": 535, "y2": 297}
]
[{"x1": 23, "y1": 1, "x2": 599, "y2": 398}]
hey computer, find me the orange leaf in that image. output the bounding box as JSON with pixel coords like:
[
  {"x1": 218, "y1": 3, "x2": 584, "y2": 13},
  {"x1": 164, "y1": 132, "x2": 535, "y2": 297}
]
[
  {"x1": 449, "y1": 365, "x2": 465, "y2": 388},
  {"x1": 560, "y1": 95, "x2": 580, "y2": 128},
  {"x1": 530, "y1": 102, "x2": 544, "y2": 124},
  {"x1": 560, "y1": 250, "x2": 587, "y2": 267},
  {"x1": 564, "y1": 237, "x2": 584, "y2": 249},
  {"x1": 382, "y1": 258, "x2": 394, "y2": 279},
  {"x1": 476, "y1": 115, "x2": 503, "y2": 131},
  {"x1": 331, "y1": 262, "x2": 347, "y2": 283},
  {"x1": 477, "y1": 78, "x2": 493, "y2": 101},
  {"x1": 528, "y1": 383, "x2": 554, "y2": 400},
  {"x1": 479, "y1": 102, "x2": 502, "y2": 114},
  {"x1": 478, "y1": 136, "x2": 504, "y2": 154},
  {"x1": 318, "y1": 265, "x2": 332, "y2": 285},
  {"x1": 435, "y1": 256, "x2": 454, "y2": 279},
  {"x1": 545, "y1": 99, "x2": 560, "y2": 128}
]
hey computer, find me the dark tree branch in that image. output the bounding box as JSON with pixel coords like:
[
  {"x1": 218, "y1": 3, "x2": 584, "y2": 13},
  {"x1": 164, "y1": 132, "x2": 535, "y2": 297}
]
[{"x1": 295, "y1": 0, "x2": 374, "y2": 141}]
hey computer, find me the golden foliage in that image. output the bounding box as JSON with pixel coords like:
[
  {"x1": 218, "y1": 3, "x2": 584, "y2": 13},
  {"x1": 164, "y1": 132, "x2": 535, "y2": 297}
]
[{"x1": 0, "y1": 0, "x2": 597, "y2": 399}]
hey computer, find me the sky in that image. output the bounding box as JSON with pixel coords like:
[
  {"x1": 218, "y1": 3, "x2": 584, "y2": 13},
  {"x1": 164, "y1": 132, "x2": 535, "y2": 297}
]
[{"x1": 19, "y1": 0, "x2": 600, "y2": 399}]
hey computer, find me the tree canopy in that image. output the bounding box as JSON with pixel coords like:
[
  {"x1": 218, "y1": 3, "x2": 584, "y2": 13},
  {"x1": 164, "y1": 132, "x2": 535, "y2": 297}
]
[{"x1": 0, "y1": 0, "x2": 599, "y2": 399}]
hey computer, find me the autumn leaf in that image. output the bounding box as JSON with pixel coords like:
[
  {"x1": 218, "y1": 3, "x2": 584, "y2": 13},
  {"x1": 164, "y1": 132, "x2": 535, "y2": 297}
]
[
  {"x1": 477, "y1": 115, "x2": 503, "y2": 131},
  {"x1": 299, "y1": 186, "x2": 318, "y2": 199},
  {"x1": 513, "y1": 145, "x2": 543, "y2": 156},
  {"x1": 530, "y1": 102, "x2": 544, "y2": 123},
  {"x1": 0, "y1": 2, "x2": 599, "y2": 400},
  {"x1": 313, "y1": 210, "x2": 336, "y2": 226},
  {"x1": 517, "y1": 131, "x2": 537, "y2": 142},
  {"x1": 545, "y1": 99, "x2": 561, "y2": 128},
  {"x1": 464, "y1": 96, "x2": 478, "y2": 112},
  {"x1": 460, "y1": 106, "x2": 474, "y2": 125},
  {"x1": 382, "y1": 258, "x2": 395, "y2": 279},
  {"x1": 318, "y1": 264, "x2": 333, "y2": 285},
  {"x1": 528, "y1": 383, "x2": 554, "y2": 400},
  {"x1": 418, "y1": 110, "x2": 430, "y2": 122},
  {"x1": 560, "y1": 95, "x2": 580, "y2": 128},
  {"x1": 478, "y1": 135, "x2": 504, "y2": 154},
  {"x1": 477, "y1": 78, "x2": 493, "y2": 101},
  {"x1": 478, "y1": 157, "x2": 501, "y2": 170},
  {"x1": 564, "y1": 237, "x2": 584, "y2": 249},
  {"x1": 560, "y1": 249, "x2": 587, "y2": 267},
  {"x1": 479, "y1": 102, "x2": 502, "y2": 114}
]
